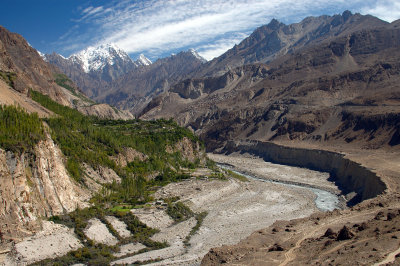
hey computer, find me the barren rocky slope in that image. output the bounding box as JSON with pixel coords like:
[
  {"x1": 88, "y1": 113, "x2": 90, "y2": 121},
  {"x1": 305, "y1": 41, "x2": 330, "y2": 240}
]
[
  {"x1": 0, "y1": 26, "x2": 130, "y2": 120},
  {"x1": 202, "y1": 197, "x2": 400, "y2": 265},
  {"x1": 0, "y1": 133, "x2": 112, "y2": 241},
  {"x1": 141, "y1": 22, "x2": 400, "y2": 151},
  {"x1": 189, "y1": 11, "x2": 388, "y2": 78}
]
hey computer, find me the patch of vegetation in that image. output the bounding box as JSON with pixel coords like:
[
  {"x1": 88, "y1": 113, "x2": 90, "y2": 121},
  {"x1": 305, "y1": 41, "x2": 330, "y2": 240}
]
[
  {"x1": 31, "y1": 90, "x2": 202, "y2": 186},
  {"x1": 209, "y1": 171, "x2": 227, "y2": 180},
  {"x1": 205, "y1": 158, "x2": 218, "y2": 171},
  {"x1": 166, "y1": 201, "x2": 194, "y2": 223},
  {"x1": 54, "y1": 73, "x2": 76, "y2": 94},
  {"x1": 184, "y1": 211, "x2": 208, "y2": 247},
  {"x1": 31, "y1": 244, "x2": 118, "y2": 266},
  {"x1": 0, "y1": 71, "x2": 16, "y2": 88},
  {"x1": 110, "y1": 204, "x2": 133, "y2": 213},
  {"x1": 0, "y1": 105, "x2": 45, "y2": 153},
  {"x1": 161, "y1": 196, "x2": 180, "y2": 204},
  {"x1": 224, "y1": 169, "x2": 248, "y2": 182}
]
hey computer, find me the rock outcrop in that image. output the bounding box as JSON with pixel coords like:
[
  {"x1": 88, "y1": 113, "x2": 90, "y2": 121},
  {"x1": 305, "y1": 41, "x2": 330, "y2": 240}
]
[
  {"x1": 0, "y1": 133, "x2": 123, "y2": 240},
  {"x1": 0, "y1": 135, "x2": 90, "y2": 240}
]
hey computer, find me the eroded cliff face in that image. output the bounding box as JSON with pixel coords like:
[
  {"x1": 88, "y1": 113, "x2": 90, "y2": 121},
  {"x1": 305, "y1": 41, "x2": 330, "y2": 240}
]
[
  {"x1": 224, "y1": 140, "x2": 387, "y2": 205},
  {"x1": 0, "y1": 133, "x2": 122, "y2": 240},
  {"x1": 0, "y1": 136, "x2": 89, "y2": 240}
]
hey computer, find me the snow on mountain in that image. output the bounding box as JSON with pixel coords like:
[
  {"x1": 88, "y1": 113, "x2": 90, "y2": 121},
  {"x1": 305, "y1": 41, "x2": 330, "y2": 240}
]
[
  {"x1": 37, "y1": 50, "x2": 47, "y2": 60},
  {"x1": 135, "y1": 54, "x2": 152, "y2": 67},
  {"x1": 189, "y1": 48, "x2": 207, "y2": 63},
  {"x1": 69, "y1": 43, "x2": 133, "y2": 73}
]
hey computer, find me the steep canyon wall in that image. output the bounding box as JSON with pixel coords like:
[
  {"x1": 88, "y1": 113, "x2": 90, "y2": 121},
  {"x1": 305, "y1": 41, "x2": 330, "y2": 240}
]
[{"x1": 224, "y1": 140, "x2": 387, "y2": 205}]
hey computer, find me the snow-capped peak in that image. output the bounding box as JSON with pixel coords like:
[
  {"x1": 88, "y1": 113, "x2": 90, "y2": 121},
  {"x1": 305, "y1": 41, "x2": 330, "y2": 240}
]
[
  {"x1": 135, "y1": 54, "x2": 152, "y2": 67},
  {"x1": 37, "y1": 50, "x2": 46, "y2": 60},
  {"x1": 69, "y1": 43, "x2": 133, "y2": 73},
  {"x1": 188, "y1": 48, "x2": 207, "y2": 62}
]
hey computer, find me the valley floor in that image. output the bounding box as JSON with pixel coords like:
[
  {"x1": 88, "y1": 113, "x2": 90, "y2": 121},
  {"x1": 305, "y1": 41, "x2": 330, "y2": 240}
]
[
  {"x1": 201, "y1": 141, "x2": 400, "y2": 265},
  {"x1": 111, "y1": 154, "x2": 337, "y2": 265},
  {"x1": 2, "y1": 153, "x2": 339, "y2": 265}
]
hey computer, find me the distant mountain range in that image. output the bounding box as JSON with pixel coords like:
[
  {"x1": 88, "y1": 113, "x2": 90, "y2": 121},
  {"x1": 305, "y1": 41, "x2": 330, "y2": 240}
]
[
  {"x1": 45, "y1": 44, "x2": 206, "y2": 113},
  {"x1": 44, "y1": 44, "x2": 151, "y2": 98},
  {"x1": 189, "y1": 10, "x2": 387, "y2": 78}
]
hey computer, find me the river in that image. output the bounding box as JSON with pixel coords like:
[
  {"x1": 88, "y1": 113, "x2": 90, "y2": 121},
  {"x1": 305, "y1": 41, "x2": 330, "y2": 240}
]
[{"x1": 220, "y1": 165, "x2": 342, "y2": 211}]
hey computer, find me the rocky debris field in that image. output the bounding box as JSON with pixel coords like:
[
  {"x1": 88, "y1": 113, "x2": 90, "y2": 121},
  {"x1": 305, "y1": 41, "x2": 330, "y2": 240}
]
[
  {"x1": 3, "y1": 221, "x2": 83, "y2": 265},
  {"x1": 83, "y1": 218, "x2": 118, "y2": 246}
]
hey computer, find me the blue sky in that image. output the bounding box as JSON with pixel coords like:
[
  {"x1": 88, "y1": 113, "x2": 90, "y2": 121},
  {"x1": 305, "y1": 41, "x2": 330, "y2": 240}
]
[{"x1": 1, "y1": 0, "x2": 399, "y2": 61}]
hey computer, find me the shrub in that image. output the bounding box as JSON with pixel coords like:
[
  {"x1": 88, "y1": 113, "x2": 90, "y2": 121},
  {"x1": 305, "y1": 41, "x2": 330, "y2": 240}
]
[{"x1": 166, "y1": 202, "x2": 194, "y2": 223}]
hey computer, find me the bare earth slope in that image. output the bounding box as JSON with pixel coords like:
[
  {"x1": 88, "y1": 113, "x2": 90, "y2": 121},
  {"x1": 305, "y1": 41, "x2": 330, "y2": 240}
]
[{"x1": 141, "y1": 22, "x2": 400, "y2": 152}]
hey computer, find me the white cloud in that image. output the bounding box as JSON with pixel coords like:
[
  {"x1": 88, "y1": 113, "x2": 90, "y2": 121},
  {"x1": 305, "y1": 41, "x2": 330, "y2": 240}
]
[
  {"x1": 57, "y1": 0, "x2": 397, "y2": 58},
  {"x1": 197, "y1": 33, "x2": 249, "y2": 60},
  {"x1": 82, "y1": 6, "x2": 94, "y2": 15},
  {"x1": 360, "y1": 0, "x2": 400, "y2": 23}
]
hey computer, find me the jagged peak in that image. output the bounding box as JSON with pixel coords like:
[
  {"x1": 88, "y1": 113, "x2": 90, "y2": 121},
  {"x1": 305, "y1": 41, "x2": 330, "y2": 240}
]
[
  {"x1": 188, "y1": 48, "x2": 207, "y2": 63},
  {"x1": 342, "y1": 10, "x2": 353, "y2": 21},
  {"x1": 69, "y1": 43, "x2": 133, "y2": 73},
  {"x1": 267, "y1": 18, "x2": 284, "y2": 30},
  {"x1": 135, "y1": 54, "x2": 152, "y2": 66}
]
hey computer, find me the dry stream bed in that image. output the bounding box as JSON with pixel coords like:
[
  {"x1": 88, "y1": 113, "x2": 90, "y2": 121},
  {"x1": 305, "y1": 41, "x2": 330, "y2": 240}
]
[{"x1": 3, "y1": 153, "x2": 343, "y2": 265}]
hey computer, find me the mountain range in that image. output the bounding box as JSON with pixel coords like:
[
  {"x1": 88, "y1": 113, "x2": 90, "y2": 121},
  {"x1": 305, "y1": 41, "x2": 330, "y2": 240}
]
[
  {"x1": 46, "y1": 44, "x2": 206, "y2": 114},
  {"x1": 189, "y1": 10, "x2": 387, "y2": 78},
  {"x1": 44, "y1": 44, "x2": 151, "y2": 97},
  {"x1": 139, "y1": 11, "x2": 400, "y2": 151}
]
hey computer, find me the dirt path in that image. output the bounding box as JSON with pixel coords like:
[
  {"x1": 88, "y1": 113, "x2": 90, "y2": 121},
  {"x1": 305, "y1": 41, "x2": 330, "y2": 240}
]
[
  {"x1": 373, "y1": 245, "x2": 400, "y2": 266},
  {"x1": 279, "y1": 209, "x2": 380, "y2": 265}
]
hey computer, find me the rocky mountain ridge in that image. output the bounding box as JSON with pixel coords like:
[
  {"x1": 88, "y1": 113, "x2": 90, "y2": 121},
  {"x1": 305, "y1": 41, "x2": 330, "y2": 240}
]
[
  {"x1": 44, "y1": 44, "x2": 152, "y2": 98},
  {"x1": 47, "y1": 46, "x2": 206, "y2": 114},
  {"x1": 189, "y1": 11, "x2": 388, "y2": 78},
  {"x1": 141, "y1": 19, "x2": 400, "y2": 151},
  {"x1": 98, "y1": 49, "x2": 207, "y2": 114}
]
